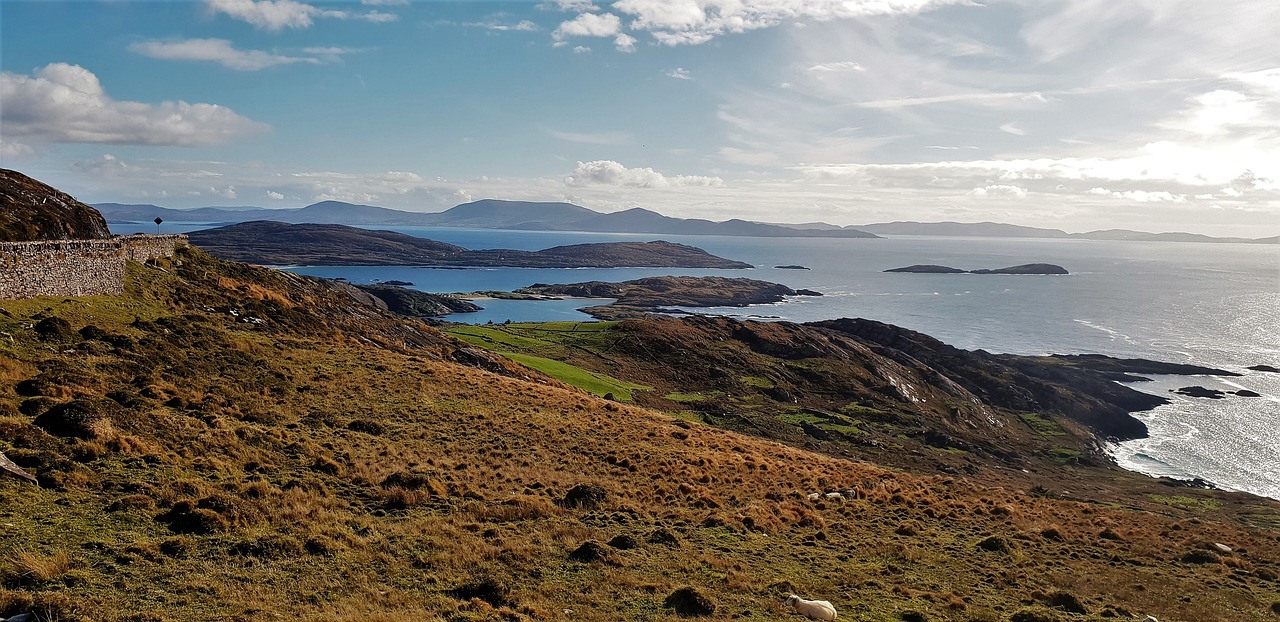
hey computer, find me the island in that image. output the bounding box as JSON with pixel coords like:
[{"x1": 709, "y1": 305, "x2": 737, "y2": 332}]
[
  {"x1": 187, "y1": 221, "x2": 754, "y2": 268},
  {"x1": 775, "y1": 265, "x2": 810, "y2": 270},
  {"x1": 886, "y1": 263, "x2": 1068, "y2": 275},
  {"x1": 516, "y1": 276, "x2": 822, "y2": 320}
]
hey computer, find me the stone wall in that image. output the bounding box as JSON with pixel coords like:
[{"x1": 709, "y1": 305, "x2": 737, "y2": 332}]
[{"x1": 0, "y1": 234, "x2": 186, "y2": 300}]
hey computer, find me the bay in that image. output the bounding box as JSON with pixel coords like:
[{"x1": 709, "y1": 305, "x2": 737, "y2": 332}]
[{"x1": 121, "y1": 223, "x2": 1280, "y2": 499}]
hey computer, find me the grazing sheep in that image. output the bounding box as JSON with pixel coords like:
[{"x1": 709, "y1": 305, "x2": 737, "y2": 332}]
[{"x1": 785, "y1": 594, "x2": 837, "y2": 620}]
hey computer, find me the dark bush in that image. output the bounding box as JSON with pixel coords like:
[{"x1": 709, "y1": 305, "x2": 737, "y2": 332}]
[
  {"x1": 568, "y1": 540, "x2": 610, "y2": 563},
  {"x1": 157, "y1": 501, "x2": 229, "y2": 534},
  {"x1": 34, "y1": 317, "x2": 75, "y2": 342},
  {"x1": 448, "y1": 578, "x2": 511, "y2": 608},
  {"x1": 1181, "y1": 549, "x2": 1220, "y2": 564},
  {"x1": 664, "y1": 586, "x2": 715, "y2": 617},
  {"x1": 560, "y1": 483, "x2": 607, "y2": 509},
  {"x1": 1045, "y1": 591, "x2": 1087, "y2": 614},
  {"x1": 647, "y1": 528, "x2": 681, "y2": 547},
  {"x1": 607, "y1": 534, "x2": 639, "y2": 550},
  {"x1": 15, "y1": 377, "x2": 68, "y2": 399},
  {"x1": 976, "y1": 535, "x2": 1010, "y2": 553},
  {"x1": 346, "y1": 419, "x2": 385, "y2": 435},
  {"x1": 33, "y1": 398, "x2": 121, "y2": 439},
  {"x1": 77, "y1": 325, "x2": 107, "y2": 341}
]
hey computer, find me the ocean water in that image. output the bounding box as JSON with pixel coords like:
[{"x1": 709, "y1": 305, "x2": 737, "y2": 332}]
[{"x1": 125, "y1": 223, "x2": 1280, "y2": 499}]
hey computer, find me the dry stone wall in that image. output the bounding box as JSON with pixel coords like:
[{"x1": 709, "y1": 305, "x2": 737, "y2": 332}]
[{"x1": 0, "y1": 234, "x2": 186, "y2": 300}]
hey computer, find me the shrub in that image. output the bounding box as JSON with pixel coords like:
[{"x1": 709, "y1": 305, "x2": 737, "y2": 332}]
[
  {"x1": 664, "y1": 586, "x2": 715, "y2": 617},
  {"x1": 34, "y1": 317, "x2": 75, "y2": 342},
  {"x1": 157, "y1": 501, "x2": 229, "y2": 534},
  {"x1": 32, "y1": 398, "x2": 120, "y2": 439},
  {"x1": 560, "y1": 483, "x2": 607, "y2": 509},
  {"x1": 448, "y1": 577, "x2": 511, "y2": 608}
]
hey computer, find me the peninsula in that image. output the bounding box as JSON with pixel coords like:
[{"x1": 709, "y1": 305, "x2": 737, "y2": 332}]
[{"x1": 187, "y1": 221, "x2": 753, "y2": 268}]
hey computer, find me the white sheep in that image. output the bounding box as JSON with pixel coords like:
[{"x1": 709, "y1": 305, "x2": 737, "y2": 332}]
[{"x1": 784, "y1": 594, "x2": 837, "y2": 620}]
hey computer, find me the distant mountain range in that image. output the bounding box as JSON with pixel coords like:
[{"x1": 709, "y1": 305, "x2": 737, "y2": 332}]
[
  {"x1": 96, "y1": 199, "x2": 879, "y2": 239},
  {"x1": 850, "y1": 221, "x2": 1278, "y2": 244},
  {"x1": 95, "y1": 201, "x2": 1277, "y2": 244}
]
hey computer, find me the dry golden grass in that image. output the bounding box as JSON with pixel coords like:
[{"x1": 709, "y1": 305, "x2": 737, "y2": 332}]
[
  {"x1": 0, "y1": 250, "x2": 1277, "y2": 621},
  {"x1": 3, "y1": 550, "x2": 73, "y2": 586}
]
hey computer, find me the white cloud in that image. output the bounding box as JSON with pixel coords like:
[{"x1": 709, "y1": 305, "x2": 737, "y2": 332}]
[
  {"x1": 808, "y1": 61, "x2": 866, "y2": 73},
  {"x1": 666, "y1": 68, "x2": 692, "y2": 80},
  {"x1": 1184, "y1": 90, "x2": 1260, "y2": 135},
  {"x1": 566, "y1": 160, "x2": 723, "y2": 188},
  {"x1": 553, "y1": 12, "x2": 623, "y2": 43},
  {"x1": 554, "y1": 0, "x2": 598, "y2": 12},
  {"x1": 361, "y1": 0, "x2": 407, "y2": 5},
  {"x1": 465, "y1": 19, "x2": 540, "y2": 32},
  {"x1": 603, "y1": 0, "x2": 966, "y2": 47},
  {"x1": 999, "y1": 122, "x2": 1026, "y2": 136},
  {"x1": 130, "y1": 38, "x2": 317, "y2": 71},
  {"x1": 204, "y1": 0, "x2": 396, "y2": 31},
  {"x1": 969, "y1": 184, "x2": 1027, "y2": 198},
  {"x1": 573, "y1": 45, "x2": 592, "y2": 54},
  {"x1": 267, "y1": 190, "x2": 285, "y2": 200},
  {"x1": 614, "y1": 33, "x2": 638, "y2": 52},
  {"x1": 205, "y1": 0, "x2": 319, "y2": 30},
  {"x1": 0, "y1": 140, "x2": 35, "y2": 162},
  {"x1": 0, "y1": 63, "x2": 266, "y2": 146}
]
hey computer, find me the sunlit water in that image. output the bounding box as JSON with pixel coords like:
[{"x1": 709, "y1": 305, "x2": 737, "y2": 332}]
[{"x1": 124, "y1": 224, "x2": 1280, "y2": 499}]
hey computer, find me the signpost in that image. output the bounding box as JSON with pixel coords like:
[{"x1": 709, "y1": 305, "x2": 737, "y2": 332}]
[{"x1": 154, "y1": 217, "x2": 163, "y2": 235}]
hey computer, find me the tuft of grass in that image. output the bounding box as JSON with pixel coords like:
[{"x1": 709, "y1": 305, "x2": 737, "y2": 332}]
[{"x1": 4, "y1": 550, "x2": 73, "y2": 586}]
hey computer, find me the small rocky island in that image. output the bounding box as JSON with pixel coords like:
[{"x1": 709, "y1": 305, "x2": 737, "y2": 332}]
[
  {"x1": 189, "y1": 221, "x2": 753, "y2": 268},
  {"x1": 517, "y1": 276, "x2": 822, "y2": 320},
  {"x1": 886, "y1": 263, "x2": 1069, "y2": 275}
]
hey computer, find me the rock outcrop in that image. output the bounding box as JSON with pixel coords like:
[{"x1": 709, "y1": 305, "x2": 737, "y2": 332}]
[{"x1": 1, "y1": 169, "x2": 112, "y2": 241}]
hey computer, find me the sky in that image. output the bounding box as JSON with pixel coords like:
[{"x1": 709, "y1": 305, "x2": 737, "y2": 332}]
[{"x1": 2, "y1": 0, "x2": 1279, "y2": 237}]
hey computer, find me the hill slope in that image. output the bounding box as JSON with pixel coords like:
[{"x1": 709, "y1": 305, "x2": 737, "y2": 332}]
[
  {"x1": 0, "y1": 169, "x2": 112, "y2": 241},
  {"x1": 1, "y1": 250, "x2": 1278, "y2": 621}
]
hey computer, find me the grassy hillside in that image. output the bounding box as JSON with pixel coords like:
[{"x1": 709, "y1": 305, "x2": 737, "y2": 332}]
[{"x1": 1, "y1": 248, "x2": 1278, "y2": 621}]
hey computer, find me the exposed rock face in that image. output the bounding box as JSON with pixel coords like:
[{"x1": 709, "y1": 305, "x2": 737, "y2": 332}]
[
  {"x1": 354, "y1": 285, "x2": 481, "y2": 317},
  {"x1": 0, "y1": 169, "x2": 112, "y2": 241}
]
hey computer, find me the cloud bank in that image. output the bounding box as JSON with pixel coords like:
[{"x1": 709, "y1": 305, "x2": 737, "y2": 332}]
[{"x1": 0, "y1": 63, "x2": 266, "y2": 146}]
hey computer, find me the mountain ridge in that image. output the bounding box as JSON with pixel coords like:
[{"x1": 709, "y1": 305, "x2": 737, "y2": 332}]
[{"x1": 95, "y1": 199, "x2": 880, "y2": 239}]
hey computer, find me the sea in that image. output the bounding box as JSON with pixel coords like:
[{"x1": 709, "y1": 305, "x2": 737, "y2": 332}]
[{"x1": 120, "y1": 223, "x2": 1280, "y2": 500}]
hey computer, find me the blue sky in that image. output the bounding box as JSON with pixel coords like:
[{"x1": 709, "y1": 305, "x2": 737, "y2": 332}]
[{"x1": 2, "y1": 0, "x2": 1279, "y2": 236}]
